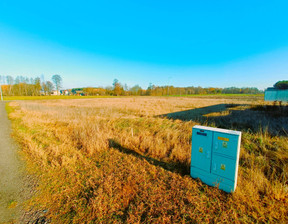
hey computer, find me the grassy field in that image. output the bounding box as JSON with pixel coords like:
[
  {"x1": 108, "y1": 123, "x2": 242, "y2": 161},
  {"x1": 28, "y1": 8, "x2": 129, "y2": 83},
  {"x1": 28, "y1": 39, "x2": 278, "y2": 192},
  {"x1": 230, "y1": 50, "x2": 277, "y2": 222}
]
[{"x1": 7, "y1": 96, "x2": 288, "y2": 223}]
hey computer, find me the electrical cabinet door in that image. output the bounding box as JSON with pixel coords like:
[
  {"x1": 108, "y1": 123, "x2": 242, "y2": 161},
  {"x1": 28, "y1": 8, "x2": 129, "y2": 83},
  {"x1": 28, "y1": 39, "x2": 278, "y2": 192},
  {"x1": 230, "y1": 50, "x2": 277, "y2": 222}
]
[
  {"x1": 211, "y1": 154, "x2": 236, "y2": 181},
  {"x1": 213, "y1": 133, "x2": 239, "y2": 159},
  {"x1": 191, "y1": 128, "x2": 212, "y2": 172}
]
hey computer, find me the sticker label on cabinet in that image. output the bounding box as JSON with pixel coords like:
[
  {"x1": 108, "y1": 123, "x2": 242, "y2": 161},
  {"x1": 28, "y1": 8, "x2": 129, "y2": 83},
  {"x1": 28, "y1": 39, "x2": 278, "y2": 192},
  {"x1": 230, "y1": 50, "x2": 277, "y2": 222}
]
[
  {"x1": 218, "y1": 136, "x2": 229, "y2": 141},
  {"x1": 199, "y1": 147, "x2": 203, "y2": 153},
  {"x1": 222, "y1": 142, "x2": 228, "y2": 148},
  {"x1": 197, "y1": 132, "x2": 207, "y2": 136},
  {"x1": 220, "y1": 164, "x2": 226, "y2": 170}
]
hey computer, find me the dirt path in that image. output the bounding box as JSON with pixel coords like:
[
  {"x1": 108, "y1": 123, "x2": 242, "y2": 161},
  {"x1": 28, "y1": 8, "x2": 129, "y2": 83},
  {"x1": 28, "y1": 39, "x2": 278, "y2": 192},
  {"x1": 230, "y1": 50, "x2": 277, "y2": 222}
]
[{"x1": 0, "y1": 102, "x2": 32, "y2": 223}]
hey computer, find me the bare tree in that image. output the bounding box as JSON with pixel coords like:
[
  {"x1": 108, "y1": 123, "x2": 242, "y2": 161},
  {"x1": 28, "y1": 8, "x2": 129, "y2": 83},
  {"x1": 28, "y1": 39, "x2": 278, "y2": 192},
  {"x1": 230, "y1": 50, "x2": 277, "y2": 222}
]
[
  {"x1": 0, "y1": 76, "x2": 3, "y2": 101},
  {"x1": 34, "y1": 77, "x2": 42, "y2": 96},
  {"x1": 46, "y1": 81, "x2": 54, "y2": 95},
  {"x1": 52, "y1": 74, "x2": 62, "y2": 94},
  {"x1": 6, "y1": 76, "x2": 14, "y2": 95},
  {"x1": 113, "y1": 79, "x2": 122, "y2": 96}
]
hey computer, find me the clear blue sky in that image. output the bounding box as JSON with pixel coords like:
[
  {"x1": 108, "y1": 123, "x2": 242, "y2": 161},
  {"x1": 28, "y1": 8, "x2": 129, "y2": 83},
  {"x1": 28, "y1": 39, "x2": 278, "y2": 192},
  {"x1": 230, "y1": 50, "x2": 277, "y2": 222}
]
[{"x1": 0, "y1": 0, "x2": 287, "y2": 90}]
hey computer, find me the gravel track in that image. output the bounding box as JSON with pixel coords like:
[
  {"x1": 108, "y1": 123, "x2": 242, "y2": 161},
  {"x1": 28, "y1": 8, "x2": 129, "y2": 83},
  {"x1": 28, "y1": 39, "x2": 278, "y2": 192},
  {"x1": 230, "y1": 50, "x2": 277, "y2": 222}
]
[{"x1": 0, "y1": 102, "x2": 33, "y2": 223}]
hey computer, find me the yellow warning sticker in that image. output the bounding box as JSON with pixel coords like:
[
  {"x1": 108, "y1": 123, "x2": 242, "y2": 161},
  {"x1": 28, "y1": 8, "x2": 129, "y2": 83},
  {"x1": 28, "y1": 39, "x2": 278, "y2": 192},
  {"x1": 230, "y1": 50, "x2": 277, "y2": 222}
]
[
  {"x1": 220, "y1": 164, "x2": 226, "y2": 170},
  {"x1": 218, "y1": 136, "x2": 229, "y2": 142},
  {"x1": 199, "y1": 147, "x2": 203, "y2": 153}
]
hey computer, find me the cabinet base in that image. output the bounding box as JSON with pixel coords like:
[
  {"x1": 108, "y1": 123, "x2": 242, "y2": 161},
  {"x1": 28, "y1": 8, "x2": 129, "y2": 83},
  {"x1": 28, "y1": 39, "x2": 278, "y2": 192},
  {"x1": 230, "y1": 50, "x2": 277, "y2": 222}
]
[{"x1": 191, "y1": 167, "x2": 236, "y2": 193}]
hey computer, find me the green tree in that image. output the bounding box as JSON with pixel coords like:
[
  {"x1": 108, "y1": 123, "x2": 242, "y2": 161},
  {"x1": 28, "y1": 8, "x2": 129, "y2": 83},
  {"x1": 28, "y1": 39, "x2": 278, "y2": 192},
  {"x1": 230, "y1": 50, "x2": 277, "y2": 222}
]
[{"x1": 274, "y1": 80, "x2": 288, "y2": 89}]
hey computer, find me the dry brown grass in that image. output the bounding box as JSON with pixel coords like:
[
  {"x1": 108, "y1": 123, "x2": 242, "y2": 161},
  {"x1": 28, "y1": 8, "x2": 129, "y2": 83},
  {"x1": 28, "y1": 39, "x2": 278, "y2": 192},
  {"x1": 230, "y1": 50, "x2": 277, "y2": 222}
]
[{"x1": 8, "y1": 96, "x2": 288, "y2": 223}]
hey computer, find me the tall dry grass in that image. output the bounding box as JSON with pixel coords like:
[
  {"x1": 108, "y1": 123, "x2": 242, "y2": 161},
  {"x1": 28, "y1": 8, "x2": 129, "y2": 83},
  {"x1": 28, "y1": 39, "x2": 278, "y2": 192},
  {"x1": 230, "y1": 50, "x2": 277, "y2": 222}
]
[{"x1": 8, "y1": 96, "x2": 288, "y2": 223}]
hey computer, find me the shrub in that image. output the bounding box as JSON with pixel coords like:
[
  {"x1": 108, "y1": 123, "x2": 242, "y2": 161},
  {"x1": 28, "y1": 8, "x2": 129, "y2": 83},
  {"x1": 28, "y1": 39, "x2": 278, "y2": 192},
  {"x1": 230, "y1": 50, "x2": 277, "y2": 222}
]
[{"x1": 273, "y1": 80, "x2": 288, "y2": 89}]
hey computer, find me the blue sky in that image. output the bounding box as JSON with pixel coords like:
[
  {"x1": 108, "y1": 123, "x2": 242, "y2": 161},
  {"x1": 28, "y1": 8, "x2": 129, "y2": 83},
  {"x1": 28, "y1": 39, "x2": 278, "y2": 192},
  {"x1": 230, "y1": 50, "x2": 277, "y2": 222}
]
[{"x1": 0, "y1": 0, "x2": 287, "y2": 90}]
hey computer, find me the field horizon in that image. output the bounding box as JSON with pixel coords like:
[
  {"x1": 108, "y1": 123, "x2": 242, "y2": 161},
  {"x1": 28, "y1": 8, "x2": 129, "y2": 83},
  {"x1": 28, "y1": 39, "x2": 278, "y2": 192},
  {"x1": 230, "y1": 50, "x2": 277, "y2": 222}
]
[{"x1": 1, "y1": 93, "x2": 265, "y2": 101}]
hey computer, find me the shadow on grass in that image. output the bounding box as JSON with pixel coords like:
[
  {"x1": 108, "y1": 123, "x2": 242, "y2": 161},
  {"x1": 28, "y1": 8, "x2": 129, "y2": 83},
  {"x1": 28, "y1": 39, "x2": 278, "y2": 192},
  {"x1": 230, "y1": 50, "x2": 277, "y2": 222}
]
[
  {"x1": 160, "y1": 104, "x2": 288, "y2": 136},
  {"x1": 108, "y1": 139, "x2": 190, "y2": 175},
  {"x1": 160, "y1": 104, "x2": 243, "y2": 121}
]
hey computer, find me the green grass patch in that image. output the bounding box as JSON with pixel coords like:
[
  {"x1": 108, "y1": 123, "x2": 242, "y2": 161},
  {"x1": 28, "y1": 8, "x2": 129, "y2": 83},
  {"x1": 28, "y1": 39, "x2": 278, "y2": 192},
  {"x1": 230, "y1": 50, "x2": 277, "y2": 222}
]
[
  {"x1": 7, "y1": 200, "x2": 18, "y2": 209},
  {"x1": 5, "y1": 102, "x2": 15, "y2": 114}
]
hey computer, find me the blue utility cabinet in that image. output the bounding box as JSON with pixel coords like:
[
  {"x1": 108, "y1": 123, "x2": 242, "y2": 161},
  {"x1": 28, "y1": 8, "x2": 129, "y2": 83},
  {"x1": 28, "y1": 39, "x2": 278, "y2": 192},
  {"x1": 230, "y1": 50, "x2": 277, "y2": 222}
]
[
  {"x1": 190, "y1": 125, "x2": 241, "y2": 193},
  {"x1": 264, "y1": 88, "x2": 288, "y2": 102}
]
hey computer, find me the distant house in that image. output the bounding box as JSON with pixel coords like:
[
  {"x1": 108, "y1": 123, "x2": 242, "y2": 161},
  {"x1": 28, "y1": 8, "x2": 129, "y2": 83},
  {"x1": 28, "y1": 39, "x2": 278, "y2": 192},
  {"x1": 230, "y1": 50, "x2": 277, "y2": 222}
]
[
  {"x1": 264, "y1": 87, "x2": 288, "y2": 102},
  {"x1": 60, "y1": 90, "x2": 69, "y2": 95},
  {"x1": 51, "y1": 90, "x2": 60, "y2": 96}
]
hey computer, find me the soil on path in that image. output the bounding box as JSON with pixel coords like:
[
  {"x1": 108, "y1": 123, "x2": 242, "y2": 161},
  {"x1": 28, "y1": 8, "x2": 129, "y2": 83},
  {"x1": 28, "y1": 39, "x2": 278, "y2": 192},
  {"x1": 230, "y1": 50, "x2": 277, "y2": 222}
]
[{"x1": 0, "y1": 102, "x2": 32, "y2": 223}]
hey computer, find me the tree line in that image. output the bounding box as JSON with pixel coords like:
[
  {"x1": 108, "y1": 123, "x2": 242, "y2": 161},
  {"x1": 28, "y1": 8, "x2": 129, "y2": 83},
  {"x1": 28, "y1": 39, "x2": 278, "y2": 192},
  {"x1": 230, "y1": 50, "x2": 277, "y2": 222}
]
[
  {"x1": 0, "y1": 75, "x2": 62, "y2": 96},
  {"x1": 73, "y1": 79, "x2": 263, "y2": 96},
  {"x1": 0, "y1": 75, "x2": 263, "y2": 96}
]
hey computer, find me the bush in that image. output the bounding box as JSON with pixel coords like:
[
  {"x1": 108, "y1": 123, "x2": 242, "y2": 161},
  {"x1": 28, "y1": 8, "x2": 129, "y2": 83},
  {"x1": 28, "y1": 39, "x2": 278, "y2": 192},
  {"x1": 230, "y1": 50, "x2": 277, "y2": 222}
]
[{"x1": 273, "y1": 80, "x2": 288, "y2": 89}]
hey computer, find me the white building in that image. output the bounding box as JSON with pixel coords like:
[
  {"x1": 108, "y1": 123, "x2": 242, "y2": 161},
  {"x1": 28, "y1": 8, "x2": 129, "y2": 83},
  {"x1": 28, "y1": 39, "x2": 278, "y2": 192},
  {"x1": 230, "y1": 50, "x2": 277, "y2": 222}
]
[{"x1": 51, "y1": 90, "x2": 60, "y2": 96}]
